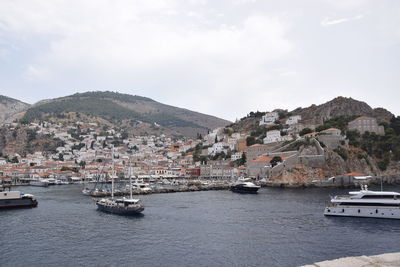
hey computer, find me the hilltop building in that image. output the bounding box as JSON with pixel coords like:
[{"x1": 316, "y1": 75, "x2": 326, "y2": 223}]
[
  {"x1": 259, "y1": 112, "x2": 279, "y2": 126},
  {"x1": 347, "y1": 116, "x2": 384, "y2": 135}
]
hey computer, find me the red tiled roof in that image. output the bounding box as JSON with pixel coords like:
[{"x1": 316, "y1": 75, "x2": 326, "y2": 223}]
[
  {"x1": 344, "y1": 172, "x2": 365, "y2": 176},
  {"x1": 251, "y1": 155, "x2": 273, "y2": 162}
]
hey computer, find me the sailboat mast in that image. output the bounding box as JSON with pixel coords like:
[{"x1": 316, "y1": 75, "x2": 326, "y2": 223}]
[
  {"x1": 111, "y1": 147, "x2": 114, "y2": 199},
  {"x1": 129, "y1": 160, "x2": 133, "y2": 199}
]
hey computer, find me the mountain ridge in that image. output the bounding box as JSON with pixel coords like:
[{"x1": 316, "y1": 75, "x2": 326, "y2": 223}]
[{"x1": 16, "y1": 91, "x2": 230, "y2": 137}]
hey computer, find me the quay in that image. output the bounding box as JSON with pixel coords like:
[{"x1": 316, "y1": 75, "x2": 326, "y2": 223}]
[{"x1": 301, "y1": 252, "x2": 400, "y2": 267}]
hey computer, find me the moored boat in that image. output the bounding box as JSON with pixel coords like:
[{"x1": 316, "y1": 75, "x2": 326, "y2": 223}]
[
  {"x1": 0, "y1": 184, "x2": 38, "y2": 209},
  {"x1": 29, "y1": 179, "x2": 49, "y2": 187},
  {"x1": 324, "y1": 185, "x2": 400, "y2": 219}
]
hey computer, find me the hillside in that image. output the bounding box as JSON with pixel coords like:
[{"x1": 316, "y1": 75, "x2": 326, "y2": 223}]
[
  {"x1": 228, "y1": 96, "x2": 394, "y2": 135},
  {"x1": 21, "y1": 91, "x2": 230, "y2": 137},
  {"x1": 225, "y1": 96, "x2": 400, "y2": 185},
  {"x1": 0, "y1": 95, "x2": 31, "y2": 123}
]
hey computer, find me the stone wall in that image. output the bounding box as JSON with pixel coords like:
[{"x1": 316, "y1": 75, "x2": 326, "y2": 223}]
[
  {"x1": 298, "y1": 155, "x2": 325, "y2": 168},
  {"x1": 317, "y1": 135, "x2": 346, "y2": 150}
]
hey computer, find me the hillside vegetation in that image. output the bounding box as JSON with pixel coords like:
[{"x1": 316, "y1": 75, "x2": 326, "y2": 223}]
[{"x1": 20, "y1": 91, "x2": 230, "y2": 137}]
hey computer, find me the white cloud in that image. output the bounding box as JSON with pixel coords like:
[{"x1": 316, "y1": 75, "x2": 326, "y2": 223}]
[
  {"x1": 1, "y1": 0, "x2": 399, "y2": 120},
  {"x1": 0, "y1": 0, "x2": 293, "y2": 119},
  {"x1": 321, "y1": 14, "x2": 364, "y2": 27}
]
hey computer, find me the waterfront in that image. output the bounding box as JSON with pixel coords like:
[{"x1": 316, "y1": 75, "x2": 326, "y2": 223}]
[{"x1": 1, "y1": 185, "x2": 400, "y2": 267}]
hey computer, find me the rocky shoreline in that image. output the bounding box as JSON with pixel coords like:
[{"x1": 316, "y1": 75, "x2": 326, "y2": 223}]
[
  {"x1": 301, "y1": 252, "x2": 400, "y2": 267},
  {"x1": 264, "y1": 174, "x2": 400, "y2": 189}
]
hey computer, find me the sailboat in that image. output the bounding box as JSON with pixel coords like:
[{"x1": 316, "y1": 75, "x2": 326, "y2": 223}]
[{"x1": 96, "y1": 153, "x2": 144, "y2": 215}]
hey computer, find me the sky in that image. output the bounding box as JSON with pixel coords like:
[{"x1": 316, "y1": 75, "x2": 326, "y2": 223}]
[{"x1": 0, "y1": 0, "x2": 399, "y2": 121}]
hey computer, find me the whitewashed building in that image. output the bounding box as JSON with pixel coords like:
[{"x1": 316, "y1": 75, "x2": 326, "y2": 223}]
[
  {"x1": 263, "y1": 130, "x2": 290, "y2": 144},
  {"x1": 286, "y1": 115, "x2": 301, "y2": 125},
  {"x1": 259, "y1": 112, "x2": 279, "y2": 126}
]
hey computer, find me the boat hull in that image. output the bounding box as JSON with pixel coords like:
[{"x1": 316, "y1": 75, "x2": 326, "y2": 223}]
[
  {"x1": 0, "y1": 198, "x2": 38, "y2": 209},
  {"x1": 230, "y1": 186, "x2": 260, "y2": 194},
  {"x1": 324, "y1": 205, "x2": 400, "y2": 219},
  {"x1": 96, "y1": 202, "x2": 144, "y2": 215}
]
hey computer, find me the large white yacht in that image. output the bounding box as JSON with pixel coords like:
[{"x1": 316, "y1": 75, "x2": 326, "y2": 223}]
[{"x1": 324, "y1": 185, "x2": 400, "y2": 219}]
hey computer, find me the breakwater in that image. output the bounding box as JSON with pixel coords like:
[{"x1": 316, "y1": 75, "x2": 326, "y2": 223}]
[{"x1": 88, "y1": 183, "x2": 232, "y2": 197}]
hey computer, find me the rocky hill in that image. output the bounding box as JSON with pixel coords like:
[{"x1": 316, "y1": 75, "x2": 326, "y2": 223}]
[
  {"x1": 292, "y1": 96, "x2": 393, "y2": 125},
  {"x1": 227, "y1": 96, "x2": 394, "y2": 135},
  {"x1": 0, "y1": 95, "x2": 30, "y2": 123},
  {"x1": 20, "y1": 91, "x2": 230, "y2": 137}
]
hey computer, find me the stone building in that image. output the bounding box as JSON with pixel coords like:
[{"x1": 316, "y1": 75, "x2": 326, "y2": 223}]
[
  {"x1": 347, "y1": 116, "x2": 384, "y2": 135},
  {"x1": 316, "y1": 128, "x2": 346, "y2": 149},
  {"x1": 247, "y1": 144, "x2": 272, "y2": 161},
  {"x1": 247, "y1": 155, "x2": 272, "y2": 178}
]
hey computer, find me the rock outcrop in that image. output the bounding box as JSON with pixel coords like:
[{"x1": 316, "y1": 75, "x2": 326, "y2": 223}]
[{"x1": 292, "y1": 96, "x2": 393, "y2": 125}]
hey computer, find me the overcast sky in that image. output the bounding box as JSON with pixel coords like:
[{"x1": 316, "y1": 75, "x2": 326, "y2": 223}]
[{"x1": 0, "y1": 0, "x2": 399, "y2": 121}]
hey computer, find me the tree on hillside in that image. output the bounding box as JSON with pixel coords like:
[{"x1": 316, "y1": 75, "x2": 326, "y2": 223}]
[
  {"x1": 246, "y1": 136, "x2": 256, "y2": 146},
  {"x1": 270, "y1": 156, "x2": 282, "y2": 167},
  {"x1": 299, "y1": 128, "x2": 312, "y2": 136},
  {"x1": 239, "y1": 152, "x2": 246, "y2": 166}
]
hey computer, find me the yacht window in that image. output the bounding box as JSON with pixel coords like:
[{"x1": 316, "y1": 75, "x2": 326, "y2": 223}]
[{"x1": 362, "y1": 195, "x2": 396, "y2": 199}]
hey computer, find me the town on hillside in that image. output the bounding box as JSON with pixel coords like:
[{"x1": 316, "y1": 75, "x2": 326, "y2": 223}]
[{"x1": 1, "y1": 109, "x2": 397, "y2": 189}]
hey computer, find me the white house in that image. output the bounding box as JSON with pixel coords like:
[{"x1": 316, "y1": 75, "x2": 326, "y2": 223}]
[
  {"x1": 263, "y1": 130, "x2": 290, "y2": 144},
  {"x1": 231, "y1": 152, "x2": 243, "y2": 161},
  {"x1": 208, "y1": 142, "x2": 229, "y2": 156},
  {"x1": 286, "y1": 115, "x2": 301, "y2": 125},
  {"x1": 259, "y1": 112, "x2": 279, "y2": 126}
]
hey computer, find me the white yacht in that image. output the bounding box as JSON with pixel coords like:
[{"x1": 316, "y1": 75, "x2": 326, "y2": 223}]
[
  {"x1": 126, "y1": 182, "x2": 152, "y2": 192},
  {"x1": 324, "y1": 185, "x2": 400, "y2": 219},
  {"x1": 29, "y1": 178, "x2": 49, "y2": 187}
]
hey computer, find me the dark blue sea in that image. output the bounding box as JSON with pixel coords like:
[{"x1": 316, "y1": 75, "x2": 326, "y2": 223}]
[{"x1": 1, "y1": 184, "x2": 400, "y2": 267}]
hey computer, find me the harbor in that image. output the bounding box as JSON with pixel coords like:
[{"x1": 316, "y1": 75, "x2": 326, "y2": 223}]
[{"x1": 2, "y1": 184, "x2": 400, "y2": 267}]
